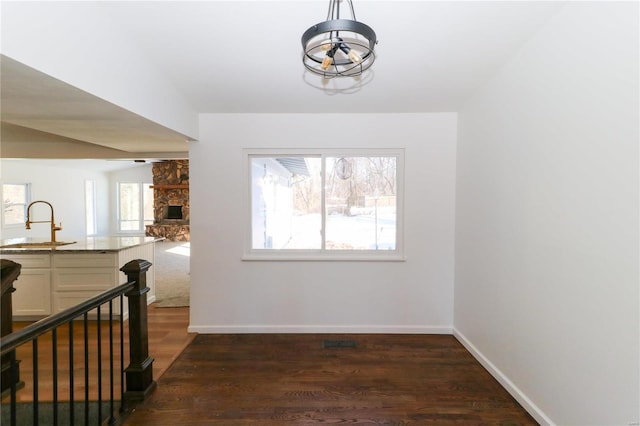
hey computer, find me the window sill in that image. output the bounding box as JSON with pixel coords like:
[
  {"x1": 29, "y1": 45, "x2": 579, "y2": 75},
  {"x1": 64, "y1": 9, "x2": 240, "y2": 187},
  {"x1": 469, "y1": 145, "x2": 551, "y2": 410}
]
[{"x1": 242, "y1": 252, "x2": 406, "y2": 262}]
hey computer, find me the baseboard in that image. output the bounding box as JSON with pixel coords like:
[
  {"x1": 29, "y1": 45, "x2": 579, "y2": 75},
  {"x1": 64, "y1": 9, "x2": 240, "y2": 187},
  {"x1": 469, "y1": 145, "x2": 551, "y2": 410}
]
[
  {"x1": 188, "y1": 324, "x2": 452, "y2": 334},
  {"x1": 452, "y1": 328, "x2": 554, "y2": 426}
]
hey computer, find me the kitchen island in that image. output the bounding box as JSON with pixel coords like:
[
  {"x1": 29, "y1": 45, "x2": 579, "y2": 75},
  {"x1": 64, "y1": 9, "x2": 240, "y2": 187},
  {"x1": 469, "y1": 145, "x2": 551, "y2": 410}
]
[{"x1": 0, "y1": 236, "x2": 158, "y2": 319}]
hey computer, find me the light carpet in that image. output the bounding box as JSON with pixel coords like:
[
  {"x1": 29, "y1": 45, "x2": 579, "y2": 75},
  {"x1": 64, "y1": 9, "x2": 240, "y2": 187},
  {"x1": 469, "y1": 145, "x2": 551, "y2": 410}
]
[{"x1": 154, "y1": 241, "x2": 190, "y2": 307}]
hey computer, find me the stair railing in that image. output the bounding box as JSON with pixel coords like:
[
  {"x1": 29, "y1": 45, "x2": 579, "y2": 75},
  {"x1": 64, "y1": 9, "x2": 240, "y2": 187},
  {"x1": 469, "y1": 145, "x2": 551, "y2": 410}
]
[{"x1": 0, "y1": 259, "x2": 155, "y2": 426}]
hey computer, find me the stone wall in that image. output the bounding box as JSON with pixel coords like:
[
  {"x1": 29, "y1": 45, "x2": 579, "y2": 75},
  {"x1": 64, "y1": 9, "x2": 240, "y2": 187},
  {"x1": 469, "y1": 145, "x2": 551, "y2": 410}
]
[{"x1": 145, "y1": 160, "x2": 190, "y2": 241}]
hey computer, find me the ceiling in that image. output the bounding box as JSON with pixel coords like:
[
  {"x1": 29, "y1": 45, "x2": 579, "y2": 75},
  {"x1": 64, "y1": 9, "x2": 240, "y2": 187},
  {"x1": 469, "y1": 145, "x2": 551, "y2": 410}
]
[{"x1": 0, "y1": 1, "x2": 564, "y2": 157}]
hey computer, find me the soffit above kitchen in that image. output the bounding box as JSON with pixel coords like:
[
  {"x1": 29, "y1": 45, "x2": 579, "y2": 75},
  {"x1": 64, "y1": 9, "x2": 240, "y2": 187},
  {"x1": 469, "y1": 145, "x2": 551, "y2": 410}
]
[{"x1": 1, "y1": 56, "x2": 192, "y2": 155}]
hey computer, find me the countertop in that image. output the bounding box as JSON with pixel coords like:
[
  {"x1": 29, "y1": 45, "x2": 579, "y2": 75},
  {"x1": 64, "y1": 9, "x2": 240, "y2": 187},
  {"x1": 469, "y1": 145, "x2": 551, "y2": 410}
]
[{"x1": 0, "y1": 236, "x2": 161, "y2": 254}]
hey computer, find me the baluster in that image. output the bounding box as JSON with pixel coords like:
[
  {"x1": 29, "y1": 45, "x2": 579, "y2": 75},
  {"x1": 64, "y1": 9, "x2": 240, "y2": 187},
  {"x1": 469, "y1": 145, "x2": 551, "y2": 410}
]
[
  {"x1": 84, "y1": 313, "x2": 89, "y2": 425},
  {"x1": 109, "y1": 300, "x2": 116, "y2": 424},
  {"x1": 119, "y1": 295, "x2": 125, "y2": 414},
  {"x1": 32, "y1": 338, "x2": 38, "y2": 426},
  {"x1": 10, "y1": 350, "x2": 17, "y2": 426},
  {"x1": 97, "y1": 305, "x2": 103, "y2": 423},
  {"x1": 52, "y1": 328, "x2": 58, "y2": 425},
  {"x1": 69, "y1": 321, "x2": 74, "y2": 426}
]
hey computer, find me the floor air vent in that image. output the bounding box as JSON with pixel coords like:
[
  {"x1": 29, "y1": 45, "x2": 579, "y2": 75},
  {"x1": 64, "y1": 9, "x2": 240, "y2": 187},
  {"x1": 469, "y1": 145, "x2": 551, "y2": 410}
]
[{"x1": 323, "y1": 340, "x2": 357, "y2": 348}]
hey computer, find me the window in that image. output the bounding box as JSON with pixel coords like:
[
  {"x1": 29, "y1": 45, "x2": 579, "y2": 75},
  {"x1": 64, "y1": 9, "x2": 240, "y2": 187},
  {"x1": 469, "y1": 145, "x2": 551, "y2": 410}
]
[
  {"x1": 117, "y1": 182, "x2": 153, "y2": 232},
  {"x1": 246, "y1": 150, "x2": 403, "y2": 260},
  {"x1": 2, "y1": 183, "x2": 31, "y2": 227},
  {"x1": 85, "y1": 180, "x2": 97, "y2": 236}
]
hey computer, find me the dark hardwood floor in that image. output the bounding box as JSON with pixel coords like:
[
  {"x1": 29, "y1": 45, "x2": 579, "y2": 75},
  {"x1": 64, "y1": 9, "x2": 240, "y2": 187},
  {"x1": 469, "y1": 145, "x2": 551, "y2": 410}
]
[
  {"x1": 4, "y1": 307, "x2": 537, "y2": 424},
  {"x1": 124, "y1": 334, "x2": 538, "y2": 425}
]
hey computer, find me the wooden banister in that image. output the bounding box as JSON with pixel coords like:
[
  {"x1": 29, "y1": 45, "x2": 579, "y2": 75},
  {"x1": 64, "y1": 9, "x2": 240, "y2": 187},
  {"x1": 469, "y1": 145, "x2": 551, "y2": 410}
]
[{"x1": 1, "y1": 258, "x2": 156, "y2": 423}]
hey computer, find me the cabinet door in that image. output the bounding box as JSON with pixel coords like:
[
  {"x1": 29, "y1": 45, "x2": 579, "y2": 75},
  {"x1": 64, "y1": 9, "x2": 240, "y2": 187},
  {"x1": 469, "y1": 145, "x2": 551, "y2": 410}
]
[
  {"x1": 53, "y1": 268, "x2": 117, "y2": 291},
  {"x1": 12, "y1": 269, "x2": 51, "y2": 316}
]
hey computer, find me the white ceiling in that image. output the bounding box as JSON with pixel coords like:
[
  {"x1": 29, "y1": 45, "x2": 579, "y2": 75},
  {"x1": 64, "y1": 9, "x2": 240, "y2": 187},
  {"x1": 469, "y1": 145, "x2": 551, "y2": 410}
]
[
  {"x1": 100, "y1": 1, "x2": 563, "y2": 112},
  {"x1": 1, "y1": 1, "x2": 564, "y2": 156}
]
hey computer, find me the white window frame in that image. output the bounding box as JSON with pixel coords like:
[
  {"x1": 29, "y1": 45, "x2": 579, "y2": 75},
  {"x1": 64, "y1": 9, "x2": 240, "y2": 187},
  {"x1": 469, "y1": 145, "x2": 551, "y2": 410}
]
[
  {"x1": 243, "y1": 148, "x2": 405, "y2": 261},
  {"x1": 85, "y1": 180, "x2": 97, "y2": 236},
  {"x1": 1, "y1": 183, "x2": 31, "y2": 228},
  {"x1": 116, "y1": 182, "x2": 153, "y2": 233}
]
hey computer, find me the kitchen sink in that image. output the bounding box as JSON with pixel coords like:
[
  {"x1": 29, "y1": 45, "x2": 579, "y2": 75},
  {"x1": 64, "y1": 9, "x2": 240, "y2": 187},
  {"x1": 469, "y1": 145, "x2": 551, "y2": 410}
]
[{"x1": 0, "y1": 241, "x2": 76, "y2": 249}]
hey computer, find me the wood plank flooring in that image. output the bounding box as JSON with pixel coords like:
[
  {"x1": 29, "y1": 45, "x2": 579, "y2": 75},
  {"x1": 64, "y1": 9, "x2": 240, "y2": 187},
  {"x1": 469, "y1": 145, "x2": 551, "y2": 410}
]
[{"x1": 123, "y1": 334, "x2": 538, "y2": 425}]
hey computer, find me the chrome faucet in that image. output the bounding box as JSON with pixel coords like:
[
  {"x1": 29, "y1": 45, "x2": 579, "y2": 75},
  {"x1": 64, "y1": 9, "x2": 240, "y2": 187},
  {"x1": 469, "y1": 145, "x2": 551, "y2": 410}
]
[{"x1": 25, "y1": 200, "x2": 63, "y2": 243}]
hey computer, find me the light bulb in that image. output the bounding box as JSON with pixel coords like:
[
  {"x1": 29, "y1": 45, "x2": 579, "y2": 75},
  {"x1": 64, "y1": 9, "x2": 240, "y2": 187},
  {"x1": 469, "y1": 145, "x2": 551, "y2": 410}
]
[
  {"x1": 336, "y1": 41, "x2": 362, "y2": 65},
  {"x1": 320, "y1": 42, "x2": 332, "y2": 52},
  {"x1": 321, "y1": 56, "x2": 333, "y2": 71},
  {"x1": 348, "y1": 50, "x2": 362, "y2": 65}
]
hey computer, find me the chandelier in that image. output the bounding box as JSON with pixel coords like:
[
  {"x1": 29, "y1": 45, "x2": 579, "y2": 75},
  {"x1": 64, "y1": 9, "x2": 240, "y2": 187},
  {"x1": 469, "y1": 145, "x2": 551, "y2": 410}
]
[{"x1": 301, "y1": 0, "x2": 377, "y2": 78}]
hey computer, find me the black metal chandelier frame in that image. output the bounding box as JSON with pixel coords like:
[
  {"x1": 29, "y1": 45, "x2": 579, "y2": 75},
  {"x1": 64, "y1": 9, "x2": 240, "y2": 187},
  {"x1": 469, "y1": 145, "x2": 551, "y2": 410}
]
[{"x1": 302, "y1": 0, "x2": 377, "y2": 78}]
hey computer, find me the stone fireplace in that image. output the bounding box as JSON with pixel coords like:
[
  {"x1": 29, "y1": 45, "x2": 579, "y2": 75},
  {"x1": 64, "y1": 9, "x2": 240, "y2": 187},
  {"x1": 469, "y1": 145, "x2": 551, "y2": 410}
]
[{"x1": 145, "y1": 160, "x2": 190, "y2": 241}]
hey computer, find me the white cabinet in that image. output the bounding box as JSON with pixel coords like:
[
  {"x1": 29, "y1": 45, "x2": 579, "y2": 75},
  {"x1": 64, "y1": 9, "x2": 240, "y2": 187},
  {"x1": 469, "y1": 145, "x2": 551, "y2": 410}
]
[
  {"x1": 52, "y1": 252, "x2": 120, "y2": 314},
  {"x1": 51, "y1": 245, "x2": 156, "y2": 317},
  {"x1": 13, "y1": 269, "x2": 51, "y2": 317},
  {"x1": 2, "y1": 242, "x2": 155, "y2": 320},
  {"x1": 4, "y1": 254, "x2": 52, "y2": 317}
]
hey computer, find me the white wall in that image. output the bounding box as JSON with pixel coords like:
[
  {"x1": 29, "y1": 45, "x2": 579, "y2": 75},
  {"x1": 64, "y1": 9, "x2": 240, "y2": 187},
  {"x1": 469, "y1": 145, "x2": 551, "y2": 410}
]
[
  {"x1": 455, "y1": 3, "x2": 639, "y2": 425},
  {"x1": 0, "y1": 160, "x2": 153, "y2": 240},
  {"x1": 190, "y1": 113, "x2": 457, "y2": 333},
  {"x1": 0, "y1": 160, "x2": 111, "y2": 239}
]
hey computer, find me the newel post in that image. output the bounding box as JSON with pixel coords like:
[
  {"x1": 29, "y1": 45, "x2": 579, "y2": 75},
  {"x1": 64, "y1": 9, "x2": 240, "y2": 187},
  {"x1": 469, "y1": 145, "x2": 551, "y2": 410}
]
[
  {"x1": 120, "y1": 259, "x2": 156, "y2": 404},
  {"x1": 1, "y1": 259, "x2": 24, "y2": 396}
]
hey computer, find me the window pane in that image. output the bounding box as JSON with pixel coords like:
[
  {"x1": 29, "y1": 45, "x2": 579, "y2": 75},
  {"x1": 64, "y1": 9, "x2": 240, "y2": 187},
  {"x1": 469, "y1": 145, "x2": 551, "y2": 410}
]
[
  {"x1": 119, "y1": 182, "x2": 141, "y2": 231},
  {"x1": 251, "y1": 157, "x2": 321, "y2": 249},
  {"x1": 119, "y1": 183, "x2": 140, "y2": 221},
  {"x1": 85, "y1": 180, "x2": 97, "y2": 235},
  {"x1": 143, "y1": 183, "x2": 154, "y2": 223},
  {"x1": 3, "y1": 183, "x2": 29, "y2": 225},
  {"x1": 120, "y1": 220, "x2": 140, "y2": 231},
  {"x1": 325, "y1": 157, "x2": 397, "y2": 250},
  {"x1": 4, "y1": 205, "x2": 26, "y2": 225},
  {"x1": 3, "y1": 184, "x2": 27, "y2": 204}
]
